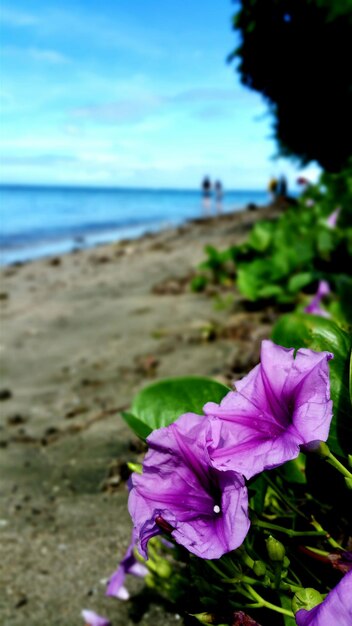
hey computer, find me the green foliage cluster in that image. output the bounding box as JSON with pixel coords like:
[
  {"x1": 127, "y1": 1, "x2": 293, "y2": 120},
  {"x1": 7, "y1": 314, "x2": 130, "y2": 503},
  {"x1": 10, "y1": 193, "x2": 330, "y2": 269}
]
[
  {"x1": 230, "y1": 0, "x2": 352, "y2": 171},
  {"x1": 122, "y1": 376, "x2": 229, "y2": 439},
  {"x1": 120, "y1": 312, "x2": 352, "y2": 624},
  {"x1": 123, "y1": 315, "x2": 351, "y2": 463},
  {"x1": 272, "y1": 313, "x2": 352, "y2": 457},
  {"x1": 116, "y1": 164, "x2": 352, "y2": 624},
  {"x1": 192, "y1": 167, "x2": 352, "y2": 322}
]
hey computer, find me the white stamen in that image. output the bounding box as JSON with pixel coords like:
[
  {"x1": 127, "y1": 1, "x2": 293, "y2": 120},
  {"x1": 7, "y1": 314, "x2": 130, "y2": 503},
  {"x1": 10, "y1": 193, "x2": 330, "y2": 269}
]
[{"x1": 213, "y1": 504, "x2": 221, "y2": 514}]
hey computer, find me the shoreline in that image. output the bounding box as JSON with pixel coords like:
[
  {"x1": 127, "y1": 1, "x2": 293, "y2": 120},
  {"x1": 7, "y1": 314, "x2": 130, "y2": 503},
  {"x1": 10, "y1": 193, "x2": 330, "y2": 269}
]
[
  {"x1": 0, "y1": 202, "x2": 282, "y2": 626},
  {"x1": 0, "y1": 186, "x2": 274, "y2": 266},
  {"x1": 1, "y1": 201, "x2": 276, "y2": 268}
]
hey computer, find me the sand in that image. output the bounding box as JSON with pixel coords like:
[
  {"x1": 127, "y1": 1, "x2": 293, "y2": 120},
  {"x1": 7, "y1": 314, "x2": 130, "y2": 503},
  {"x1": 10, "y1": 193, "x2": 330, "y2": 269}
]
[{"x1": 0, "y1": 204, "x2": 282, "y2": 626}]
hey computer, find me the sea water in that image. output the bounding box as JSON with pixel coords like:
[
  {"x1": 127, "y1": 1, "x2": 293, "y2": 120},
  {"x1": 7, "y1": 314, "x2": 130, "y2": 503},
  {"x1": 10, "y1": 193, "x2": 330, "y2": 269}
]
[{"x1": 0, "y1": 185, "x2": 269, "y2": 265}]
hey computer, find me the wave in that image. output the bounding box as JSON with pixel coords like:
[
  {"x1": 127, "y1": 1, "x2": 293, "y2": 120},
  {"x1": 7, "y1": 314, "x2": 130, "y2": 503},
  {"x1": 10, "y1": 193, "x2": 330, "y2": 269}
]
[
  {"x1": 0, "y1": 216, "x2": 168, "y2": 250},
  {"x1": 0, "y1": 185, "x2": 269, "y2": 264}
]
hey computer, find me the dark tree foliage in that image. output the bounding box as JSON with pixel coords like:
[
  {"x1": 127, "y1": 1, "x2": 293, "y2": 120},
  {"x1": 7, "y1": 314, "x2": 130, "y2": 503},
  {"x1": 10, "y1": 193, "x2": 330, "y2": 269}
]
[{"x1": 230, "y1": 0, "x2": 352, "y2": 171}]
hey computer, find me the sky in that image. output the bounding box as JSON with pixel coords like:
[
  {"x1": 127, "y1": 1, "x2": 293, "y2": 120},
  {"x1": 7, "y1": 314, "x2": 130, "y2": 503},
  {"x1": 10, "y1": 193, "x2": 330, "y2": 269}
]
[{"x1": 0, "y1": 1, "x2": 320, "y2": 189}]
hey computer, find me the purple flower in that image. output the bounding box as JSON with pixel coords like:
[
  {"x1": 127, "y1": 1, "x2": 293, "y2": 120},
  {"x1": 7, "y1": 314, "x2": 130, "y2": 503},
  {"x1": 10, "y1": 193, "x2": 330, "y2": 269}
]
[
  {"x1": 326, "y1": 207, "x2": 340, "y2": 228},
  {"x1": 106, "y1": 532, "x2": 148, "y2": 599},
  {"x1": 297, "y1": 176, "x2": 310, "y2": 186},
  {"x1": 81, "y1": 609, "x2": 111, "y2": 626},
  {"x1": 129, "y1": 412, "x2": 250, "y2": 560},
  {"x1": 304, "y1": 280, "x2": 331, "y2": 317},
  {"x1": 204, "y1": 340, "x2": 333, "y2": 479},
  {"x1": 295, "y1": 571, "x2": 352, "y2": 626}
]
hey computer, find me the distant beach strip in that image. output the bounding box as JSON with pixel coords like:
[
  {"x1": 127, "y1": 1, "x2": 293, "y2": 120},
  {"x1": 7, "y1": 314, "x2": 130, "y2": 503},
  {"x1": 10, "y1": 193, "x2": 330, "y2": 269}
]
[{"x1": 0, "y1": 185, "x2": 269, "y2": 265}]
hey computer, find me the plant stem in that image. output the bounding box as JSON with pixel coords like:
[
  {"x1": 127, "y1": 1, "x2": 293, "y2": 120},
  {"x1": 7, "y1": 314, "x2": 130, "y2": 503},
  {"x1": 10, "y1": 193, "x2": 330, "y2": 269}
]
[
  {"x1": 325, "y1": 452, "x2": 352, "y2": 480},
  {"x1": 290, "y1": 551, "x2": 323, "y2": 586},
  {"x1": 244, "y1": 584, "x2": 294, "y2": 617},
  {"x1": 263, "y1": 474, "x2": 307, "y2": 519},
  {"x1": 231, "y1": 602, "x2": 263, "y2": 609},
  {"x1": 225, "y1": 575, "x2": 263, "y2": 585},
  {"x1": 312, "y1": 442, "x2": 352, "y2": 481},
  {"x1": 205, "y1": 560, "x2": 228, "y2": 579},
  {"x1": 241, "y1": 551, "x2": 255, "y2": 569},
  {"x1": 304, "y1": 546, "x2": 330, "y2": 556},
  {"x1": 310, "y1": 517, "x2": 341, "y2": 549},
  {"x1": 280, "y1": 581, "x2": 305, "y2": 593},
  {"x1": 254, "y1": 519, "x2": 326, "y2": 538},
  {"x1": 229, "y1": 601, "x2": 262, "y2": 610}
]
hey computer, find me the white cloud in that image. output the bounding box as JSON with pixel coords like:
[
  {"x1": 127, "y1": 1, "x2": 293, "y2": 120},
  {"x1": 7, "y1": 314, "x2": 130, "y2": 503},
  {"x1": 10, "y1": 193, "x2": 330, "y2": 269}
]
[
  {"x1": 0, "y1": 3, "x2": 322, "y2": 189},
  {"x1": 1, "y1": 45, "x2": 69, "y2": 64},
  {"x1": 0, "y1": 7, "x2": 39, "y2": 27},
  {"x1": 1, "y1": 5, "x2": 165, "y2": 59},
  {"x1": 171, "y1": 87, "x2": 245, "y2": 103},
  {"x1": 28, "y1": 47, "x2": 69, "y2": 64},
  {"x1": 72, "y1": 94, "x2": 162, "y2": 124}
]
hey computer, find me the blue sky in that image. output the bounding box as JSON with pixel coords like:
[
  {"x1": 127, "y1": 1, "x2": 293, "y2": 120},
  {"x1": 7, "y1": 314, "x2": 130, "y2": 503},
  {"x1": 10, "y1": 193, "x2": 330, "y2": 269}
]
[{"x1": 0, "y1": 1, "x2": 320, "y2": 189}]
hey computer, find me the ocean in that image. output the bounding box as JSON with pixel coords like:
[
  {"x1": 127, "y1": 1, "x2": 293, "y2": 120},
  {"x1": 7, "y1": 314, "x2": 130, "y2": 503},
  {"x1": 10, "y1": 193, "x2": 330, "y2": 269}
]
[{"x1": 0, "y1": 185, "x2": 269, "y2": 265}]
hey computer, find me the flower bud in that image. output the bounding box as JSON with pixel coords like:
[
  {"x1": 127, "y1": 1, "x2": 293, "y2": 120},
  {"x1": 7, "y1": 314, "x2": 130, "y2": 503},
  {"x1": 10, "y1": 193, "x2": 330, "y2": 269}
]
[
  {"x1": 308, "y1": 441, "x2": 330, "y2": 459},
  {"x1": 292, "y1": 588, "x2": 323, "y2": 613},
  {"x1": 145, "y1": 573, "x2": 155, "y2": 588},
  {"x1": 266, "y1": 535, "x2": 285, "y2": 562},
  {"x1": 155, "y1": 515, "x2": 174, "y2": 534},
  {"x1": 146, "y1": 554, "x2": 172, "y2": 579},
  {"x1": 283, "y1": 556, "x2": 290, "y2": 569},
  {"x1": 127, "y1": 462, "x2": 142, "y2": 474},
  {"x1": 190, "y1": 613, "x2": 215, "y2": 624},
  {"x1": 154, "y1": 559, "x2": 173, "y2": 579},
  {"x1": 253, "y1": 560, "x2": 266, "y2": 576}
]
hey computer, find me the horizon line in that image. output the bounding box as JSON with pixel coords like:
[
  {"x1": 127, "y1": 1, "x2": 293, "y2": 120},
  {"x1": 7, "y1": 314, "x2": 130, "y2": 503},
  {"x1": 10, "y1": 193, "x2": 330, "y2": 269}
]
[{"x1": 0, "y1": 182, "x2": 268, "y2": 193}]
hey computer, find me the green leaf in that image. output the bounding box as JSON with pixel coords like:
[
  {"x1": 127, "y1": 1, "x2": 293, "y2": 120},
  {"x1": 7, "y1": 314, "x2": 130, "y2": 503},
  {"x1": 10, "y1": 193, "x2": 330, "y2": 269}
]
[
  {"x1": 287, "y1": 272, "x2": 314, "y2": 294},
  {"x1": 248, "y1": 474, "x2": 267, "y2": 514},
  {"x1": 191, "y1": 274, "x2": 208, "y2": 292},
  {"x1": 130, "y1": 376, "x2": 230, "y2": 435},
  {"x1": 237, "y1": 266, "x2": 260, "y2": 300},
  {"x1": 281, "y1": 454, "x2": 307, "y2": 484},
  {"x1": 257, "y1": 284, "x2": 285, "y2": 299},
  {"x1": 247, "y1": 220, "x2": 274, "y2": 252},
  {"x1": 335, "y1": 275, "x2": 352, "y2": 324},
  {"x1": 272, "y1": 313, "x2": 352, "y2": 458},
  {"x1": 317, "y1": 228, "x2": 334, "y2": 255},
  {"x1": 280, "y1": 593, "x2": 296, "y2": 626},
  {"x1": 350, "y1": 349, "x2": 352, "y2": 406},
  {"x1": 121, "y1": 411, "x2": 153, "y2": 439}
]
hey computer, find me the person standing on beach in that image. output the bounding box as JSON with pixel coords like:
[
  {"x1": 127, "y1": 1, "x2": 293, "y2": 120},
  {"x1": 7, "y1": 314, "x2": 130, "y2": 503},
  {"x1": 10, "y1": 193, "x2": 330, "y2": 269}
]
[
  {"x1": 277, "y1": 175, "x2": 288, "y2": 199},
  {"x1": 214, "y1": 180, "x2": 223, "y2": 215},
  {"x1": 268, "y1": 176, "x2": 278, "y2": 202},
  {"x1": 201, "y1": 176, "x2": 212, "y2": 215}
]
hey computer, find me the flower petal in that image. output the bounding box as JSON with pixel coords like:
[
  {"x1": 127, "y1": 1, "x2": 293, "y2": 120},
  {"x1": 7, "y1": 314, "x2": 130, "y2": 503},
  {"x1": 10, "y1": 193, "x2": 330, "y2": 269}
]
[
  {"x1": 106, "y1": 532, "x2": 148, "y2": 598},
  {"x1": 207, "y1": 416, "x2": 301, "y2": 479},
  {"x1": 81, "y1": 609, "x2": 111, "y2": 626},
  {"x1": 129, "y1": 413, "x2": 250, "y2": 560},
  {"x1": 204, "y1": 341, "x2": 333, "y2": 479},
  {"x1": 304, "y1": 281, "x2": 331, "y2": 317}
]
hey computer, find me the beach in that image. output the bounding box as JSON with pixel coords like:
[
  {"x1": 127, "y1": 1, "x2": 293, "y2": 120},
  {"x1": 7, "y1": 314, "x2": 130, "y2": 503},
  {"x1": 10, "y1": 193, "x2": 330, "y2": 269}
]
[{"x1": 0, "y1": 204, "x2": 282, "y2": 626}]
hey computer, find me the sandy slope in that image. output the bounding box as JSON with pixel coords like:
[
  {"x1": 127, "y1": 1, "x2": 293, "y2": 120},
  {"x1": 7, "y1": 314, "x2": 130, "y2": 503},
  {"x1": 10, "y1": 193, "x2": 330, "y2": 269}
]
[{"x1": 0, "y1": 205, "x2": 281, "y2": 626}]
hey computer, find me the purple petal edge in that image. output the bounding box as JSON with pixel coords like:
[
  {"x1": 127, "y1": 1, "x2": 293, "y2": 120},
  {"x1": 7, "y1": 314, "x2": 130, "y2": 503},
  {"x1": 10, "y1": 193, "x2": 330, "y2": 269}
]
[{"x1": 81, "y1": 609, "x2": 111, "y2": 626}]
